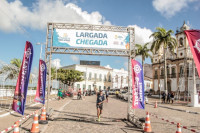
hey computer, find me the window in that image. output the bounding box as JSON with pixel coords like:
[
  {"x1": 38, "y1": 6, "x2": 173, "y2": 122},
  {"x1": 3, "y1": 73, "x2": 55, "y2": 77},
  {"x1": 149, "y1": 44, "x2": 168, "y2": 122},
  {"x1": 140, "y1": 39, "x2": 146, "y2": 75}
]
[
  {"x1": 99, "y1": 74, "x2": 102, "y2": 81},
  {"x1": 88, "y1": 85, "x2": 91, "y2": 90},
  {"x1": 108, "y1": 74, "x2": 111, "y2": 82},
  {"x1": 104, "y1": 86, "x2": 106, "y2": 90},
  {"x1": 83, "y1": 72, "x2": 86, "y2": 79},
  {"x1": 83, "y1": 84, "x2": 86, "y2": 89},
  {"x1": 94, "y1": 73, "x2": 97, "y2": 81},
  {"x1": 195, "y1": 68, "x2": 198, "y2": 76},
  {"x1": 121, "y1": 76, "x2": 123, "y2": 83},
  {"x1": 77, "y1": 84, "x2": 80, "y2": 89},
  {"x1": 172, "y1": 67, "x2": 176, "y2": 74},
  {"x1": 179, "y1": 38, "x2": 184, "y2": 47},
  {"x1": 154, "y1": 70, "x2": 158, "y2": 79},
  {"x1": 104, "y1": 75, "x2": 107, "y2": 82},
  {"x1": 167, "y1": 68, "x2": 170, "y2": 74},
  {"x1": 161, "y1": 69, "x2": 164, "y2": 75},
  {"x1": 89, "y1": 72, "x2": 92, "y2": 80},
  {"x1": 155, "y1": 70, "x2": 157, "y2": 75},
  {"x1": 115, "y1": 75, "x2": 118, "y2": 82},
  {"x1": 180, "y1": 66, "x2": 183, "y2": 74},
  {"x1": 99, "y1": 86, "x2": 101, "y2": 90}
]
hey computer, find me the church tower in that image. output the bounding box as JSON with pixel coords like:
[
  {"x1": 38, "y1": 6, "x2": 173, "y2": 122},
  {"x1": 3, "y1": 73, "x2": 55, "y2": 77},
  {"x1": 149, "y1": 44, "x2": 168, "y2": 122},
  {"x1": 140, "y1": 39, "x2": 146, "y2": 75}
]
[{"x1": 175, "y1": 21, "x2": 190, "y2": 59}]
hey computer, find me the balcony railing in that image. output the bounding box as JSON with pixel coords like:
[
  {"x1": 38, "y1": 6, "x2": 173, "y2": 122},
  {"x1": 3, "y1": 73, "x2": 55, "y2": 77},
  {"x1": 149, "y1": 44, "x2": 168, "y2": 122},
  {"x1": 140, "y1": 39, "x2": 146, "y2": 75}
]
[
  {"x1": 171, "y1": 74, "x2": 176, "y2": 78},
  {"x1": 160, "y1": 75, "x2": 164, "y2": 79},
  {"x1": 154, "y1": 75, "x2": 158, "y2": 79}
]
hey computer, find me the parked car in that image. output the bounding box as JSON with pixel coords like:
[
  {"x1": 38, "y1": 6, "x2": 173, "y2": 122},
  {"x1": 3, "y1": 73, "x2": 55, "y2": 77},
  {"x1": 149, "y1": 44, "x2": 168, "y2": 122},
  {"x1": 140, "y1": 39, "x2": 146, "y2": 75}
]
[
  {"x1": 118, "y1": 91, "x2": 127, "y2": 99},
  {"x1": 123, "y1": 92, "x2": 129, "y2": 101},
  {"x1": 109, "y1": 90, "x2": 115, "y2": 95},
  {"x1": 145, "y1": 90, "x2": 153, "y2": 96}
]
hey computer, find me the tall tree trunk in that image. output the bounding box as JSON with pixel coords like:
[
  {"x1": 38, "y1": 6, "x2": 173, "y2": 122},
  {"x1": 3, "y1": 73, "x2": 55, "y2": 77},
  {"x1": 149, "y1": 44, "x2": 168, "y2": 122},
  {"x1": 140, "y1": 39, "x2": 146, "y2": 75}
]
[{"x1": 164, "y1": 48, "x2": 168, "y2": 94}]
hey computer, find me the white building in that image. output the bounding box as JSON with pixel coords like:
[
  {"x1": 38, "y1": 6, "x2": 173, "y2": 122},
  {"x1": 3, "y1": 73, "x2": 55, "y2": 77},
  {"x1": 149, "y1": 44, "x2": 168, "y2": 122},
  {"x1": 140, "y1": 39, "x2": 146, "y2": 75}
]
[
  {"x1": 112, "y1": 68, "x2": 128, "y2": 89},
  {"x1": 62, "y1": 64, "x2": 112, "y2": 91},
  {"x1": 62, "y1": 63, "x2": 152, "y2": 91}
]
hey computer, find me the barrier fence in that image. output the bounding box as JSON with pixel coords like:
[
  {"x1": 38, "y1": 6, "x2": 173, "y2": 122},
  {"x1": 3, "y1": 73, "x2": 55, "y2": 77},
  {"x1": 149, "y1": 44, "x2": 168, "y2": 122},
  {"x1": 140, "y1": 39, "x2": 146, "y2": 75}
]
[
  {"x1": 0, "y1": 107, "x2": 43, "y2": 133},
  {"x1": 0, "y1": 89, "x2": 57, "y2": 112}
]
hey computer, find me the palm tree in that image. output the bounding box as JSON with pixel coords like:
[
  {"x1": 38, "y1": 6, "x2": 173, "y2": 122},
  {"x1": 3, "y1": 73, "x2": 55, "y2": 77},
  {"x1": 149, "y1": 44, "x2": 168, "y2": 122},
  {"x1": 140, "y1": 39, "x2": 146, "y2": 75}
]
[
  {"x1": 150, "y1": 27, "x2": 177, "y2": 93},
  {"x1": 135, "y1": 43, "x2": 152, "y2": 72},
  {"x1": 0, "y1": 58, "x2": 21, "y2": 80}
]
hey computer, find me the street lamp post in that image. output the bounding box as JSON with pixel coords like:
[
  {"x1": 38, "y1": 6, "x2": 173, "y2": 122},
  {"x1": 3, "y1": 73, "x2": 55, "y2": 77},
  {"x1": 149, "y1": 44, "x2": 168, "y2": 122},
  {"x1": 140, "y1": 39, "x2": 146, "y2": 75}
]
[{"x1": 36, "y1": 42, "x2": 45, "y2": 59}]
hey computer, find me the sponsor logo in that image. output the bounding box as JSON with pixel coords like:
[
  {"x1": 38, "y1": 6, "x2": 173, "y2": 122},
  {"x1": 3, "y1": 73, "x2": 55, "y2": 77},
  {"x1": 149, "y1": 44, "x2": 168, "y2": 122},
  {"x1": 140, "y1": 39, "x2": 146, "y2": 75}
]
[
  {"x1": 194, "y1": 39, "x2": 200, "y2": 52},
  {"x1": 40, "y1": 63, "x2": 46, "y2": 72},
  {"x1": 134, "y1": 64, "x2": 141, "y2": 75},
  {"x1": 25, "y1": 47, "x2": 32, "y2": 58}
]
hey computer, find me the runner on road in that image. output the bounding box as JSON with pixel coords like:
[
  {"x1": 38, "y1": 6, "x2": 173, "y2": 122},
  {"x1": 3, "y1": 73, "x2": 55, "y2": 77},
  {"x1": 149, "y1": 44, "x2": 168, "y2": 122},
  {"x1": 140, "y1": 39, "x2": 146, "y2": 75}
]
[{"x1": 96, "y1": 90, "x2": 105, "y2": 122}]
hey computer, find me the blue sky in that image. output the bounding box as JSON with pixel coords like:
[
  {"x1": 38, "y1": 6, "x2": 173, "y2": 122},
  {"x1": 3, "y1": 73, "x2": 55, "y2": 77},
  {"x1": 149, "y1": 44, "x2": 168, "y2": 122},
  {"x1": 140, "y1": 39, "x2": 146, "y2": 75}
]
[{"x1": 0, "y1": 0, "x2": 199, "y2": 73}]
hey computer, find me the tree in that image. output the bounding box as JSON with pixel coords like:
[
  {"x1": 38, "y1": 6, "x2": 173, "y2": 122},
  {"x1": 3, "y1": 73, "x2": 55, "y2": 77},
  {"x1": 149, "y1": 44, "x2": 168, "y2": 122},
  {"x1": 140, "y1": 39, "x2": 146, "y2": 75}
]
[
  {"x1": 150, "y1": 27, "x2": 177, "y2": 93},
  {"x1": 135, "y1": 43, "x2": 152, "y2": 72},
  {"x1": 0, "y1": 58, "x2": 21, "y2": 80},
  {"x1": 54, "y1": 69, "x2": 84, "y2": 86}
]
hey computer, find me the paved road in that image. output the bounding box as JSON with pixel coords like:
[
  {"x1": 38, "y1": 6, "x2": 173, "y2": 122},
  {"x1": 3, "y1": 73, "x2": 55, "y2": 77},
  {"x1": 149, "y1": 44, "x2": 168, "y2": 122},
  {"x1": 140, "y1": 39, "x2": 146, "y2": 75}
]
[
  {"x1": 1, "y1": 95, "x2": 199, "y2": 133},
  {"x1": 44, "y1": 96, "x2": 142, "y2": 133}
]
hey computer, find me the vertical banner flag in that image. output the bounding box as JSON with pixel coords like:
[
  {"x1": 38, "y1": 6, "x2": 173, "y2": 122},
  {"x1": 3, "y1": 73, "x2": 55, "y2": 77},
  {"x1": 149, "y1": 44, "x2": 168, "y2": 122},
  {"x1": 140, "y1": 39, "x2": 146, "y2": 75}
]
[
  {"x1": 185, "y1": 30, "x2": 200, "y2": 77},
  {"x1": 131, "y1": 59, "x2": 144, "y2": 109},
  {"x1": 12, "y1": 41, "x2": 33, "y2": 115},
  {"x1": 35, "y1": 60, "x2": 47, "y2": 104}
]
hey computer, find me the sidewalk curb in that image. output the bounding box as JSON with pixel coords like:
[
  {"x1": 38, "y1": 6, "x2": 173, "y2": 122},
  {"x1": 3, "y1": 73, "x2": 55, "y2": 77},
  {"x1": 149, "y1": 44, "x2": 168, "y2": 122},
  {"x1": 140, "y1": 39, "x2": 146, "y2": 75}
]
[
  {"x1": 0, "y1": 97, "x2": 57, "y2": 118},
  {"x1": 149, "y1": 103, "x2": 200, "y2": 115}
]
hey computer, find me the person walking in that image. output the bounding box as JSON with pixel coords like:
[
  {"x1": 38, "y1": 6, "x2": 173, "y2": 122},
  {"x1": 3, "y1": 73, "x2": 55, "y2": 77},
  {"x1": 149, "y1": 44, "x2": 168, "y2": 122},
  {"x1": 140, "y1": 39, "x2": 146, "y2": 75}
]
[
  {"x1": 96, "y1": 90, "x2": 105, "y2": 122},
  {"x1": 83, "y1": 88, "x2": 86, "y2": 100},
  {"x1": 171, "y1": 92, "x2": 175, "y2": 104},
  {"x1": 167, "y1": 92, "x2": 171, "y2": 103},
  {"x1": 162, "y1": 92, "x2": 166, "y2": 103},
  {"x1": 58, "y1": 87, "x2": 63, "y2": 100},
  {"x1": 77, "y1": 88, "x2": 82, "y2": 100},
  {"x1": 105, "y1": 88, "x2": 109, "y2": 103}
]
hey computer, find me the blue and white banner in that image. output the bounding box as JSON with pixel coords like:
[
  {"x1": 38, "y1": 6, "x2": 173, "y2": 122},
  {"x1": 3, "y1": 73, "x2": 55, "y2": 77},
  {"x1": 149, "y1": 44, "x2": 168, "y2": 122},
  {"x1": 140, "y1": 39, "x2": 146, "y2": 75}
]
[{"x1": 53, "y1": 29, "x2": 130, "y2": 50}]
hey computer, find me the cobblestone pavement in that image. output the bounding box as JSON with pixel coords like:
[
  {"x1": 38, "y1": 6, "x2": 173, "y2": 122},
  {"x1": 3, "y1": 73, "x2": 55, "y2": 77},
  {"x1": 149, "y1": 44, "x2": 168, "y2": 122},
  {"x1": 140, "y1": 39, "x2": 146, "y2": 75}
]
[
  {"x1": 44, "y1": 95, "x2": 142, "y2": 133},
  {"x1": 1, "y1": 95, "x2": 200, "y2": 133},
  {"x1": 44, "y1": 95, "x2": 200, "y2": 133}
]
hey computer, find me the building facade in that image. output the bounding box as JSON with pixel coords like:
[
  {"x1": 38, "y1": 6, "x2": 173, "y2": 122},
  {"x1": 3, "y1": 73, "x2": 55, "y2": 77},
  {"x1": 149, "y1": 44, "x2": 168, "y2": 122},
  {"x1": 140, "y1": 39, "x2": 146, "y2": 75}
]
[
  {"x1": 62, "y1": 64, "x2": 112, "y2": 91},
  {"x1": 152, "y1": 22, "x2": 200, "y2": 95},
  {"x1": 62, "y1": 63, "x2": 152, "y2": 91},
  {"x1": 112, "y1": 68, "x2": 128, "y2": 89}
]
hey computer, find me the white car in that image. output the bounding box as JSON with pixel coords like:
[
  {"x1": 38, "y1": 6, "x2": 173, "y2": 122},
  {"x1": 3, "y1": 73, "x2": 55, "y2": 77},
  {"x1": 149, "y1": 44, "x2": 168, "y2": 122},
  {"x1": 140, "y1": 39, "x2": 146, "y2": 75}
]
[{"x1": 123, "y1": 92, "x2": 129, "y2": 101}]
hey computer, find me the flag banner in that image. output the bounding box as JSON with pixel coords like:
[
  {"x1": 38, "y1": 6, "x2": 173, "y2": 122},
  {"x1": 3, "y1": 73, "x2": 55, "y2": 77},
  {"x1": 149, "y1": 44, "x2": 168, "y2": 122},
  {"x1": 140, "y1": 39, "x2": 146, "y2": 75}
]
[
  {"x1": 185, "y1": 30, "x2": 200, "y2": 77},
  {"x1": 131, "y1": 59, "x2": 144, "y2": 109},
  {"x1": 12, "y1": 41, "x2": 33, "y2": 115},
  {"x1": 35, "y1": 59, "x2": 47, "y2": 104}
]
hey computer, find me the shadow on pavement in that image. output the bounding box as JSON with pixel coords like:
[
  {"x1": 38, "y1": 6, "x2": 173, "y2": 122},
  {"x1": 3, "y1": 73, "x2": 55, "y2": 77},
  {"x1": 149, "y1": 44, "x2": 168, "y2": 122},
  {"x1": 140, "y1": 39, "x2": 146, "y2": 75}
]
[
  {"x1": 53, "y1": 117, "x2": 112, "y2": 126},
  {"x1": 54, "y1": 110, "x2": 122, "y2": 121}
]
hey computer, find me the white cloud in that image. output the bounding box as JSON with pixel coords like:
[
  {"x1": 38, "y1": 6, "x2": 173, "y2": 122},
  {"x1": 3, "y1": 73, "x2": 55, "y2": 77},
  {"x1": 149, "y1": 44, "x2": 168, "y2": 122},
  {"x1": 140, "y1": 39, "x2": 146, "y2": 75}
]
[
  {"x1": 104, "y1": 65, "x2": 111, "y2": 69},
  {"x1": 70, "y1": 55, "x2": 79, "y2": 62},
  {"x1": 0, "y1": 0, "x2": 111, "y2": 32},
  {"x1": 51, "y1": 59, "x2": 62, "y2": 69},
  {"x1": 152, "y1": 0, "x2": 198, "y2": 18},
  {"x1": 129, "y1": 25, "x2": 153, "y2": 46}
]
